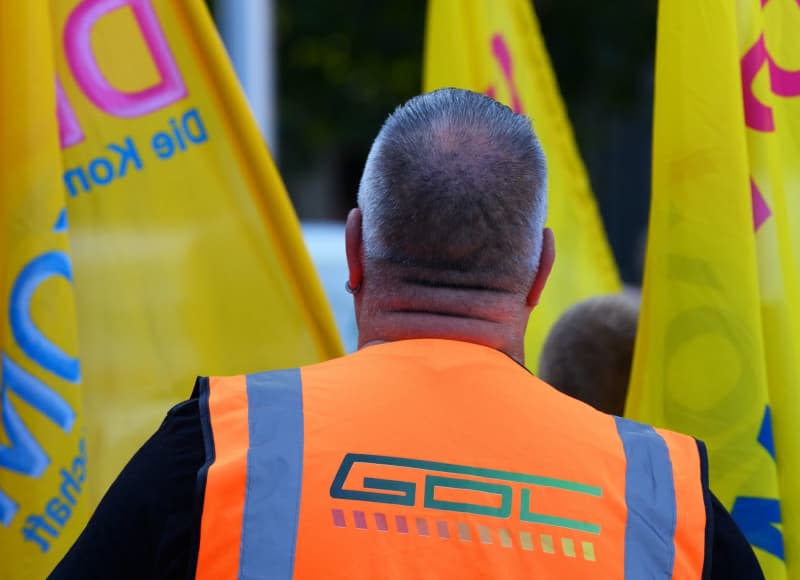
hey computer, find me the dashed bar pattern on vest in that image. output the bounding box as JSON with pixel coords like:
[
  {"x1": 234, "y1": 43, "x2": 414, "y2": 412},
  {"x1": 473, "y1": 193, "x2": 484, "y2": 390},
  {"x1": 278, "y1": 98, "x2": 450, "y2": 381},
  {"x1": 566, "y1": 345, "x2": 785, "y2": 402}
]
[{"x1": 330, "y1": 508, "x2": 597, "y2": 562}]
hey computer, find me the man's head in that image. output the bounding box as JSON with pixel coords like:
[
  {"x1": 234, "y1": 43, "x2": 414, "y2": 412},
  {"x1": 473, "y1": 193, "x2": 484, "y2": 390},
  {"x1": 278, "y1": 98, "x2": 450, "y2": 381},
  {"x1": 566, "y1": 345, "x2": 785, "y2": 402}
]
[
  {"x1": 537, "y1": 291, "x2": 641, "y2": 415},
  {"x1": 346, "y1": 88, "x2": 554, "y2": 361}
]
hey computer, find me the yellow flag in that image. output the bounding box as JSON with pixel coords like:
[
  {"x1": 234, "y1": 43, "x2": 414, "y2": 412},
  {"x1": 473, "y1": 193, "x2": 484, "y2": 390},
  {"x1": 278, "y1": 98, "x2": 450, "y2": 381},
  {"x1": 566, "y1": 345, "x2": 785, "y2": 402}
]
[
  {"x1": 628, "y1": 0, "x2": 800, "y2": 575},
  {"x1": 53, "y1": 0, "x2": 343, "y2": 493},
  {"x1": 423, "y1": 0, "x2": 621, "y2": 367},
  {"x1": 752, "y1": 0, "x2": 800, "y2": 573},
  {"x1": 2, "y1": 1, "x2": 342, "y2": 575},
  {"x1": 0, "y1": 3, "x2": 90, "y2": 577}
]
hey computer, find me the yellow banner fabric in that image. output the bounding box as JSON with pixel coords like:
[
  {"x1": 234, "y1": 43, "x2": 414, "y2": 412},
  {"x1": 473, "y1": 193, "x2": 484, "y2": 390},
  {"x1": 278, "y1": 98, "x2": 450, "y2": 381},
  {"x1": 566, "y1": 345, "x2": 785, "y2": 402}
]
[
  {"x1": 628, "y1": 0, "x2": 800, "y2": 576},
  {"x1": 0, "y1": 3, "x2": 90, "y2": 577},
  {"x1": 2, "y1": 0, "x2": 343, "y2": 575},
  {"x1": 423, "y1": 0, "x2": 621, "y2": 368}
]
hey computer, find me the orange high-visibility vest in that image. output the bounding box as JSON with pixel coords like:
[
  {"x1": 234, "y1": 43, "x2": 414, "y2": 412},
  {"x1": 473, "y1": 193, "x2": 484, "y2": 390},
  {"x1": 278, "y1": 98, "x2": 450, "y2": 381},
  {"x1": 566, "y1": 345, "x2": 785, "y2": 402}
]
[{"x1": 195, "y1": 339, "x2": 708, "y2": 579}]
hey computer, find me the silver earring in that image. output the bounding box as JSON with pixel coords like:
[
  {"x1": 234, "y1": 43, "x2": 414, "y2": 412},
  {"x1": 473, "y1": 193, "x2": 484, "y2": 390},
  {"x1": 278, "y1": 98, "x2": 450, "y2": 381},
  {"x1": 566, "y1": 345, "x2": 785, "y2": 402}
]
[{"x1": 345, "y1": 280, "x2": 361, "y2": 295}]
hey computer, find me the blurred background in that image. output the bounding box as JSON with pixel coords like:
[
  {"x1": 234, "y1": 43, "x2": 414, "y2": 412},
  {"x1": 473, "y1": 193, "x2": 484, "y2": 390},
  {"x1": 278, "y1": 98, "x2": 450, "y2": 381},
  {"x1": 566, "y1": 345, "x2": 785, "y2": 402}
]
[{"x1": 209, "y1": 0, "x2": 657, "y2": 348}]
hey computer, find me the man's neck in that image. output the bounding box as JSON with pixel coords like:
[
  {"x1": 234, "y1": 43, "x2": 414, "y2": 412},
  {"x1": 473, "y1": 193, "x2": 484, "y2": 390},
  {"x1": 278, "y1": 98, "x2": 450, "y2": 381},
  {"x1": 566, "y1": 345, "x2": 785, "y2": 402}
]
[{"x1": 356, "y1": 309, "x2": 528, "y2": 364}]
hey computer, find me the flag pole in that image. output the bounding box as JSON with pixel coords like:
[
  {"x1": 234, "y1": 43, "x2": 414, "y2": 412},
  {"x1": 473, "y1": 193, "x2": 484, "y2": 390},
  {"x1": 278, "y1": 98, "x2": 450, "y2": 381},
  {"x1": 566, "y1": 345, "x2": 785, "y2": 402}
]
[{"x1": 216, "y1": 0, "x2": 278, "y2": 160}]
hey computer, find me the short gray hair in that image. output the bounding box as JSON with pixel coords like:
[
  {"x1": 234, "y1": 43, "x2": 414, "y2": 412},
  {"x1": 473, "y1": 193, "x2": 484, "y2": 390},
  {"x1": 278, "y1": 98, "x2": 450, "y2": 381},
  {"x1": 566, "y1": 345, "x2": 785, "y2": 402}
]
[{"x1": 357, "y1": 88, "x2": 547, "y2": 292}]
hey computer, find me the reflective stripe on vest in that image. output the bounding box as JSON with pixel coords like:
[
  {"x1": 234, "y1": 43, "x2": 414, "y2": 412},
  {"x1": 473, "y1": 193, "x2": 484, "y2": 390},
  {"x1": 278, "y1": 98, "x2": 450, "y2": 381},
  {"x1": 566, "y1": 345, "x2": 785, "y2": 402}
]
[
  {"x1": 195, "y1": 339, "x2": 707, "y2": 579},
  {"x1": 613, "y1": 417, "x2": 707, "y2": 579},
  {"x1": 196, "y1": 371, "x2": 304, "y2": 580}
]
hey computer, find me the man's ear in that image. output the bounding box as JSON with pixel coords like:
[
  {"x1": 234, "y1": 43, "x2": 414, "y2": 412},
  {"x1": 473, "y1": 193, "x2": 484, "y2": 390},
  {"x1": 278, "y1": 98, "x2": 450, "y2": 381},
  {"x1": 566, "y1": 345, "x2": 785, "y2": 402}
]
[
  {"x1": 345, "y1": 208, "x2": 364, "y2": 291},
  {"x1": 526, "y1": 227, "x2": 555, "y2": 307}
]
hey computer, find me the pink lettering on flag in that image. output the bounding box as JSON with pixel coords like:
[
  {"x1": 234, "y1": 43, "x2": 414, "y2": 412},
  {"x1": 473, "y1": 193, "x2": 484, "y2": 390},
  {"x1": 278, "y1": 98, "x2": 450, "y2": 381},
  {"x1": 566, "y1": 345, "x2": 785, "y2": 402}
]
[
  {"x1": 758, "y1": 0, "x2": 800, "y2": 97},
  {"x1": 485, "y1": 34, "x2": 524, "y2": 114},
  {"x1": 751, "y1": 179, "x2": 772, "y2": 231},
  {"x1": 56, "y1": 77, "x2": 84, "y2": 148},
  {"x1": 741, "y1": 36, "x2": 775, "y2": 132},
  {"x1": 761, "y1": 0, "x2": 800, "y2": 6},
  {"x1": 63, "y1": 0, "x2": 187, "y2": 118},
  {"x1": 769, "y1": 58, "x2": 800, "y2": 98}
]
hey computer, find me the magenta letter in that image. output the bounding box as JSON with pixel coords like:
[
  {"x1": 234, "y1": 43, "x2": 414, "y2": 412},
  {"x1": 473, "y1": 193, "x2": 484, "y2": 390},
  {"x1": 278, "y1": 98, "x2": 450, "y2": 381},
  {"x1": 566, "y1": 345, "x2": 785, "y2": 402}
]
[
  {"x1": 485, "y1": 34, "x2": 524, "y2": 114},
  {"x1": 750, "y1": 178, "x2": 772, "y2": 232},
  {"x1": 741, "y1": 35, "x2": 774, "y2": 132},
  {"x1": 63, "y1": 0, "x2": 187, "y2": 118},
  {"x1": 56, "y1": 77, "x2": 85, "y2": 148},
  {"x1": 760, "y1": 0, "x2": 800, "y2": 97},
  {"x1": 769, "y1": 58, "x2": 800, "y2": 98}
]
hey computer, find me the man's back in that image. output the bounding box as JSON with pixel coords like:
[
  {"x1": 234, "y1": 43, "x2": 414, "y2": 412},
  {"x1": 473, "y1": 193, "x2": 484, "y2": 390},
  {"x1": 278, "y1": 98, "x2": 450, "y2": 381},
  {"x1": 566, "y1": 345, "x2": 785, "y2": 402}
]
[
  {"x1": 51, "y1": 89, "x2": 762, "y2": 579},
  {"x1": 197, "y1": 339, "x2": 706, "y2": 579}
]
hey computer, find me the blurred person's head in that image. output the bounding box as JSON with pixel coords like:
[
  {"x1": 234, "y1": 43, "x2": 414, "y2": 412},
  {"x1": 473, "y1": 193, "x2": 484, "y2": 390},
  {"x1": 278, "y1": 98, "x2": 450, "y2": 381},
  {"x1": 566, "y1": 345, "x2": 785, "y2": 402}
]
[
  {"x1": 537, "y1": 291, "x2": 640, "y2": 415},
  {"x1": 345, "y1": 88, "x2": 554, "y2": 363}
]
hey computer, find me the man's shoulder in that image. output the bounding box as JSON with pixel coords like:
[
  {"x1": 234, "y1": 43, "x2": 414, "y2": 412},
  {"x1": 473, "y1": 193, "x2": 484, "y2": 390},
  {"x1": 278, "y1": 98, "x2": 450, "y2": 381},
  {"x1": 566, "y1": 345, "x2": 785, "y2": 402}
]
[
  {"x1": 50, "y1": 381, "x2": 207, "y2": 579},
  {"x1": 708, "y1": 492, "x2": 765, "y2": 579},
  {"x1": 166, "y1": 393, "x2": 201, "y2": 418}
]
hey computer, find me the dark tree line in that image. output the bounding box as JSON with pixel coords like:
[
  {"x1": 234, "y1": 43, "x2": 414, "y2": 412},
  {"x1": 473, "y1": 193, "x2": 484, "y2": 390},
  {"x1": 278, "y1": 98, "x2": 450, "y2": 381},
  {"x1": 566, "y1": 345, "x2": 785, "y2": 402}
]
[{"x1": 212, "y1": 0, "x2": 658, "y2": 283}]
